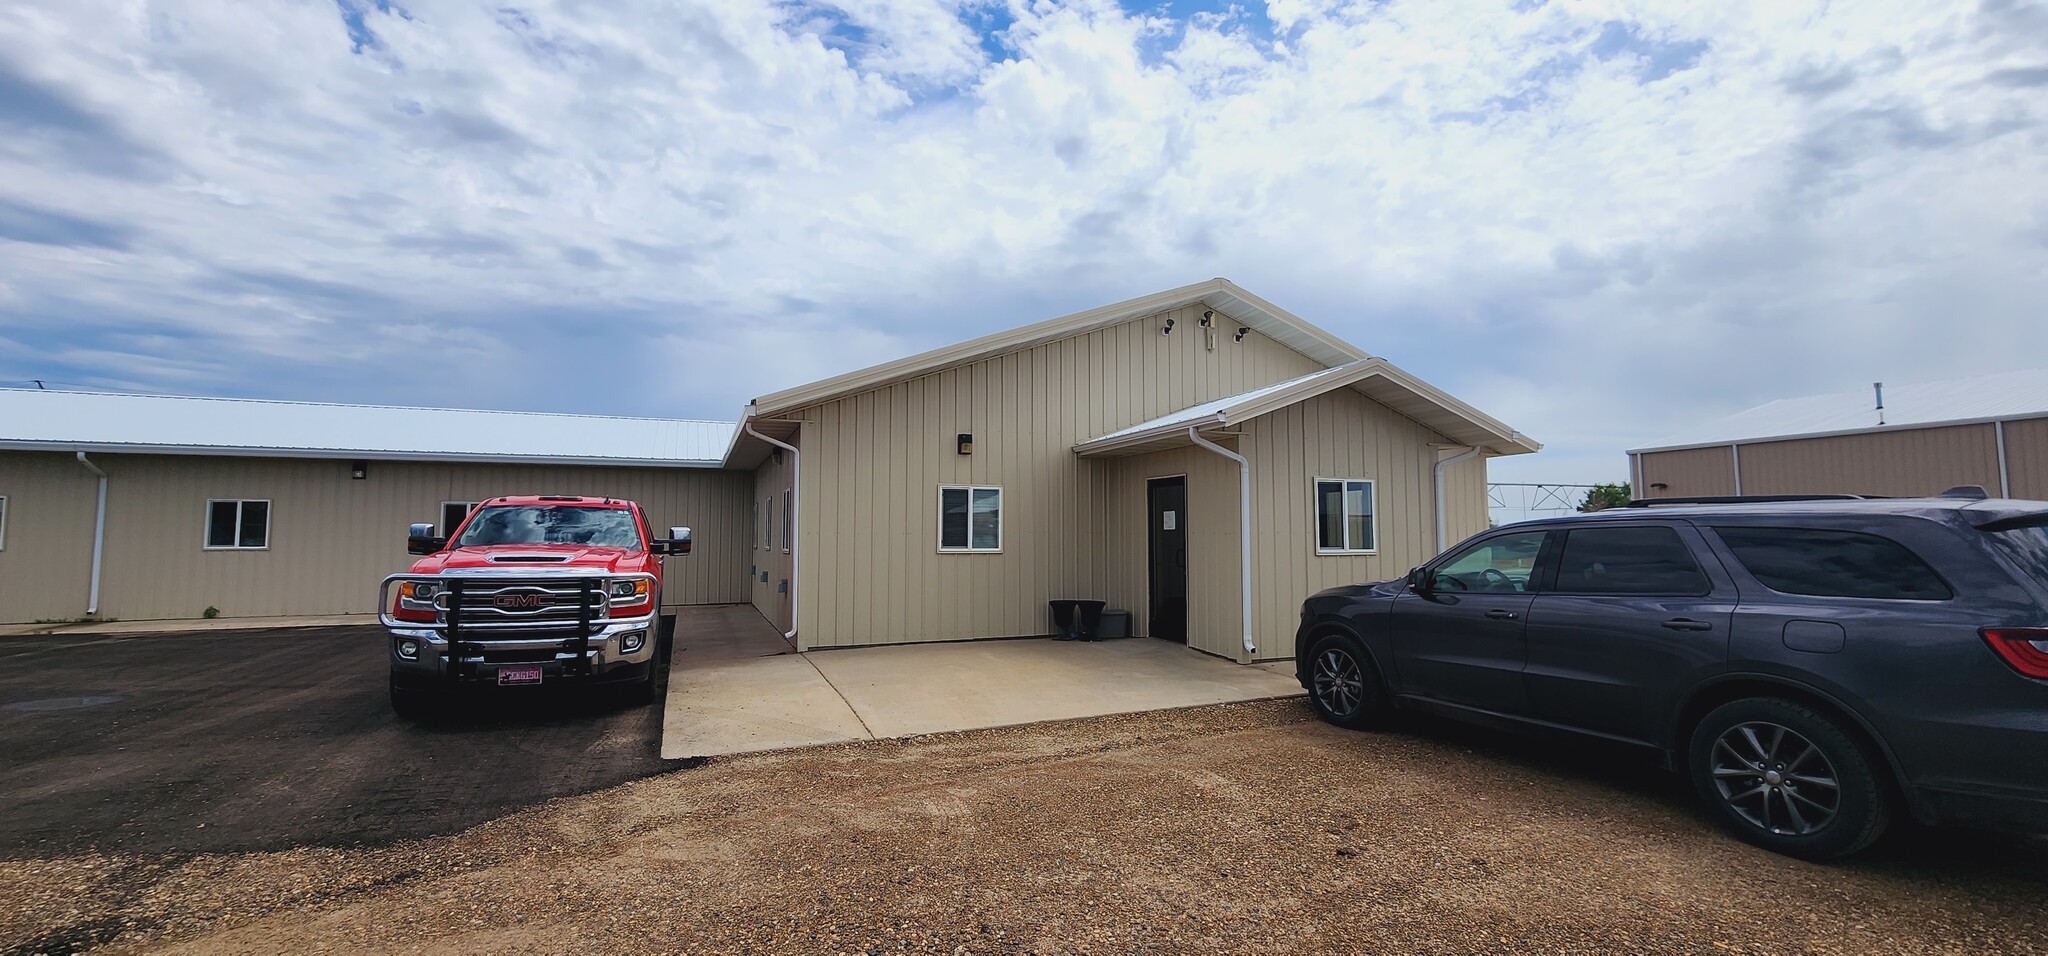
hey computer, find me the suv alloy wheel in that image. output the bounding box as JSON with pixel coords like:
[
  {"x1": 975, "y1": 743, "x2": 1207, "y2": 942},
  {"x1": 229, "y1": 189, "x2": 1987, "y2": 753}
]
[
  {"x1": 1305, "y1": 632, "x2": 1386, "y2": 729},
  {"x1": 1687, "y1": 698, "x2": 1892, "y2": 860}
]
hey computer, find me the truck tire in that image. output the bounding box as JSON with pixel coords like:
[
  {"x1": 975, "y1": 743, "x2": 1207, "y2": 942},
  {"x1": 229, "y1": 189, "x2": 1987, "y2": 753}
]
[{"x1": 389, "y1": 679, "x2": 439, "y2": 721}]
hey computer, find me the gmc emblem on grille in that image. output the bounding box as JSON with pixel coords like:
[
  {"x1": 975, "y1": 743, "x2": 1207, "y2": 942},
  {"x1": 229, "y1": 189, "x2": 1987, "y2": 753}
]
[{"x1": 493, "y1": 592, "x2": 551, "y2": 610}]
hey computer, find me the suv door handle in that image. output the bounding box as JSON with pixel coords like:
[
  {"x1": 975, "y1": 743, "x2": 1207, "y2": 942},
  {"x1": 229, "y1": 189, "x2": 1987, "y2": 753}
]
[
  {"x1": 1662, "y1": 619, "x2": 1713, "y2": 632},
  {"x1": 1485, "y1": 609, "x2": 1519, "y2": 620}
]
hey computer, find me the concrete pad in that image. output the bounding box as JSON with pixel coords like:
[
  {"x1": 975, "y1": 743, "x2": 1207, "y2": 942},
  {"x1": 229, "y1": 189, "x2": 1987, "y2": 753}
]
[
  {"x1": 661, "y1": 654, "x2": 870, "y2": 759},
  {"x1": 660, "y1": 605, "x2": 867, "y2": 759},
  {"x1": 811, "y1": 638, "x2": 1304, "y2": 739}
]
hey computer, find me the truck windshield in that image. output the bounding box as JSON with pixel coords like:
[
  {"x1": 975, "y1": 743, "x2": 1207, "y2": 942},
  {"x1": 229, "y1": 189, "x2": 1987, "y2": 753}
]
[{"x1": 453, "y1": 506, "x2": 643, "y2": 550}]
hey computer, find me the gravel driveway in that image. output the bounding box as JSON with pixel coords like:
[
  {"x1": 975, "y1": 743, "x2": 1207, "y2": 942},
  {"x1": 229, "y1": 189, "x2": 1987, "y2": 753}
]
[{"x1": 4, "y1": 698, "x2": 2043, "y2": 954}]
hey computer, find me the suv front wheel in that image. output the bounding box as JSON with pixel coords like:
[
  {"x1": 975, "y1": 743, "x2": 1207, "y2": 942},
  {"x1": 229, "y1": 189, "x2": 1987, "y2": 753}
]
[
  {"x1": 1687, "y1": 698, "x2": 1891, "y2": 860},
  {"x1": 1304, "y1": 632, "x2": 1387, "y2": 730}
]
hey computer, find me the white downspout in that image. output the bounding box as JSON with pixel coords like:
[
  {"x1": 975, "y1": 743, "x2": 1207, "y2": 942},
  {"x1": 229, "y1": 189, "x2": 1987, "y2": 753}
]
[
  {"x1": 1188, "y1": 426, "x2": 1255, "y2": 660},
  {"x1": 742, "y1": 407, "x2": 798, "y2": 643},
  {"x1": 1995, "y1": 420, "x2": 2010, "y2": 498},
  {"x1": 1433, "y1": 446, "x2": 1484, "y2": 553},
  {"x1": 75, "y1": 452, "x2": 107, "y2": 616}
]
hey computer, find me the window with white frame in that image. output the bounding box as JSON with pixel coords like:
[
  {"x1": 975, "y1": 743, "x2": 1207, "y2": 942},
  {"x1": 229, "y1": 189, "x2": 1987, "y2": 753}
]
[
  {"x1": 782, "y1": 489, "x2": 793, "y2": 552},
  {"x1": 440, "y1": 501, "x2": 481, "y2": 537},
  {"x1": 205, "y1": 499, "x2": 270, "y2": 550},
  {"x1": 762, "y1": 496, "x2": 774, "y2": 550},
  {"x1": 1315, "y1": 479, "x2": 1376, "y2": 553},
  {"x1": 939, "y1": 485, "x2": 1002, "y2": 552},
  {"x1": 751, "y1": 500, "x2": 761, "y2": 551}
]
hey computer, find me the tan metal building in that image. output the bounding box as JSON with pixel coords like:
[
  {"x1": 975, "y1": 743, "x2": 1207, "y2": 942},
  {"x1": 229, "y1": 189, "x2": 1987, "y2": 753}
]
[
  {"x1": 4, "y1": 279, "x2": 1538, "y2": 662},
  {"x1": 1629, "y1": 369, "x2": 2048, "y2": 501},
  {"x1": 724, "y1": 279, "x2": 1538, "y2": 662}
]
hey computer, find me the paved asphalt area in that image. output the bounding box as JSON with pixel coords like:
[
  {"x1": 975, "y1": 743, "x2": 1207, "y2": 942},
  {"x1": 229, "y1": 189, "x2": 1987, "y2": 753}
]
[{"x1": 0, "y1": 622, "x2": 679, "y2": 860}]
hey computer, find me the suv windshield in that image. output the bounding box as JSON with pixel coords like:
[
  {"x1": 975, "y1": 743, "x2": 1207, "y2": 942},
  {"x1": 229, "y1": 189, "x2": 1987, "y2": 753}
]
[{"x1": 453, "y1": 505, "x2": 643, "y2": 550}]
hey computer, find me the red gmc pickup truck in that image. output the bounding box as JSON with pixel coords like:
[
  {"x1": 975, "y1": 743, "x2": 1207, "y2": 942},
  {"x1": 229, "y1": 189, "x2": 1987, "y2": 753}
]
[{"x1": 380, "y1": 495, "x2": 691, "y2": 718}]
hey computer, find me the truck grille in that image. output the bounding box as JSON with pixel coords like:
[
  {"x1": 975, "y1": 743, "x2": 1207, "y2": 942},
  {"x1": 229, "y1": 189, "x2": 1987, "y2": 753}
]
[{"x1": 441, "y1": 579, "x2": 609, "y2": 628}]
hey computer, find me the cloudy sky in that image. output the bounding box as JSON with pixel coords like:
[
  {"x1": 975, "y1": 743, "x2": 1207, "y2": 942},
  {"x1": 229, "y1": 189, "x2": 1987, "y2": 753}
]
[{"x1": 2, "y1": 0, "x2": 2045, "y2": 489}]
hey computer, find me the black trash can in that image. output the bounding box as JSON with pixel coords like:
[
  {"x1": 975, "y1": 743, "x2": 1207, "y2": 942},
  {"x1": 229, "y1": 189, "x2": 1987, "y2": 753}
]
[{"x1": 1049, "y1": 599, "x2": 1109, "y2": 641}]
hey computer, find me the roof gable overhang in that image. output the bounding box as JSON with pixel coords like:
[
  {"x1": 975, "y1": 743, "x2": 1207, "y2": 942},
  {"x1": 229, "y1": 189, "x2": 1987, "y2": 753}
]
[
  {"x1": 1072, "y1": 359, "x2": 1541, "y2": 458},
  {"x1": 744, "y1": 278, "x2": 1370, "y2": 419}
]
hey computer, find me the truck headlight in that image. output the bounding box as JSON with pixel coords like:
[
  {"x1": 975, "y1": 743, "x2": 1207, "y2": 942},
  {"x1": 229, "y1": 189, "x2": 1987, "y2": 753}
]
[{"x1": 610, "y1": 579, "x2": 649, "y2": 599}]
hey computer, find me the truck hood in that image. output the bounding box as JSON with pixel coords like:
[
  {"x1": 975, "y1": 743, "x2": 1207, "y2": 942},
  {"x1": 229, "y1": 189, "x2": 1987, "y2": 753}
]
[{"x1": 410, "y1": 544, "x2": 647, "y2": 574}]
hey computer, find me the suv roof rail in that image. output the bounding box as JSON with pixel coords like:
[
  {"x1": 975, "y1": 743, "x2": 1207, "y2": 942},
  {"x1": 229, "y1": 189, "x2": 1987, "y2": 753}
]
[{"x1": 1625, "y1": 494, "x2": 1872, "y2": 508}]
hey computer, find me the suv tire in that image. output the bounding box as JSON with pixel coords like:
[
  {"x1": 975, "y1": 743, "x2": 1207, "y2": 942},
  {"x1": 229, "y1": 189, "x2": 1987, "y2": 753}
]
[
  {"x1": 1687, "y1": 698, "x2": 1891, "y2": 860},
  {"x1": 1304, "y1": 631, "x2": 1388, "y2": 730}
]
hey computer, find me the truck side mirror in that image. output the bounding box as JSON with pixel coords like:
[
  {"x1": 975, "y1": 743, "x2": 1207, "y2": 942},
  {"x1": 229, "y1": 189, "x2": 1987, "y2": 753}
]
[
  {"x1": 1405, "y1": 566, "x2": 1433, "y2": 594},
  {"x1": 656, "y1": 526, "x2": 692, "y2": 555},
  {"x1": 406, "y1": 522, "x2": 447, "y2": 555}
]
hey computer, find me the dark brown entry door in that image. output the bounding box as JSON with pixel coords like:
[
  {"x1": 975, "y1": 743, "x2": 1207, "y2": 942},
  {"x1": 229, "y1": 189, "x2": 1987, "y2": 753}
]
[{"x1": 1148, "y1": 477, "x2": 1188, "y2": 643}]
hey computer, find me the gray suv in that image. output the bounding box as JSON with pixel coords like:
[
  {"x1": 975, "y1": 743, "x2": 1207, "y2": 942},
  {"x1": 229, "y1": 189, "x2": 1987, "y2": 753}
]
[{"x1": 1294, "y1": 492, "x2": 2048, "y2": 859}]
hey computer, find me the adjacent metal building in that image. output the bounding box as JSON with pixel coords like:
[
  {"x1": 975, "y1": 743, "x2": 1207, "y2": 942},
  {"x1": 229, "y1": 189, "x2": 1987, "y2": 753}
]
[
  {"x1": 4, "y1": 279, "x2": 1538, "y2": 662},
  {"x1": 1629, "y1": 368, "x2": 2048, "y2": 501}
]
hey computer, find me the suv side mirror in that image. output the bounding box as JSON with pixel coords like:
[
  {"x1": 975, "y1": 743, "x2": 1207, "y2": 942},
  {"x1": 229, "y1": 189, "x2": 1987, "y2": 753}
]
[
  {"x1": 1405, "y1": 566, "x2": 1433, "y2": 593},
  {"x1": 406, "y1": 522, "x2": 447, "y2": 555},
  {"x1": 655, "y1": 526, "x2": 692, "y2": 555}
]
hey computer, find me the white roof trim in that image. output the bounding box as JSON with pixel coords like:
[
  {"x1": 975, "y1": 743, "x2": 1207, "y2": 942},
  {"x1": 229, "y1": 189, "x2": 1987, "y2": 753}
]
[
  {"x1": 1074, "y1": 360, "x2": 1540, "y2": 457},
  {"x1": 749, "y1": 277, "x2": 1370, "y2": 416}
]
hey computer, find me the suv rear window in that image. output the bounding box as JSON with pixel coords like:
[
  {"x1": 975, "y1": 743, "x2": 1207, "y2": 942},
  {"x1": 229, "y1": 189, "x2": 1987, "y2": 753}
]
[
  {"x1": 1713, "y1": 527, "x2": 1952, "y2": 600},
  {"x1": 1553, "y1": 526, "x2": 1709, "y2": 595},
  {"x1": 1980, "y1": 521, "x2": 2048, "y2": 586}
]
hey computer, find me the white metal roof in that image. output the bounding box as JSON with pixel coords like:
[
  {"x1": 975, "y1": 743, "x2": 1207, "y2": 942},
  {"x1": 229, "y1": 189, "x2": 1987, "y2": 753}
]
[
  {"x1": 0, "y1": 388, "x2": 736, "y2": 467},
  {"x1": 1074, "y1": 360, "x2": 1541, "y2": 457},
  {"x1": 1630, "y1": 367, "x2": 2048, "y2": 454}
]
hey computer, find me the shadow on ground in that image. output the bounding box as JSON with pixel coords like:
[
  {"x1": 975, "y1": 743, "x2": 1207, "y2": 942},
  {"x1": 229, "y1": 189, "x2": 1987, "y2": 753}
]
[{"x1": 0, "y1": 620, "x2": 682, "y2": 859}]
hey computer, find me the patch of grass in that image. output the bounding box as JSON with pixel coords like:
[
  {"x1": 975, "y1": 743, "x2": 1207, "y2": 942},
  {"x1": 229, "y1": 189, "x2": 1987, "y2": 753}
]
[{"x1": 31, "y1": 615, "x2": 118, "y2": 625}]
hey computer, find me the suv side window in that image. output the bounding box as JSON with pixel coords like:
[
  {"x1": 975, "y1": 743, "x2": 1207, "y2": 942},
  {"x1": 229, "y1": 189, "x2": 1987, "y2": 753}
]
[
  {"x1": 1712, "y1": 526, "x2": 1954, "y2": 600},
  {"x1": 1553, "y1": 526, "x2": 1709, "y2": 596},
  {"x1": 1432, "y1": 530, "x2": 1548, "y2": 593}
]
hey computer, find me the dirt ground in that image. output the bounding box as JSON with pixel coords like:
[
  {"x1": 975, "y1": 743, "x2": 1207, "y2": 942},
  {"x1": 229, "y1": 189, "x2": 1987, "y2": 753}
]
[
  {"x1": 4, "y1": 698, "x2": 2044, "y2": 955},
  {"x1": 0, "y1": 626, "x2": 676, "y2": 858}
]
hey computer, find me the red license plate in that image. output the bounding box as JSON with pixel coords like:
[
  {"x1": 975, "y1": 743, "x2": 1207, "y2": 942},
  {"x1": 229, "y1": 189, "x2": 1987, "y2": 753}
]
[{"x1": 497, "y1": 666, "x2": 544, "y2": 686}]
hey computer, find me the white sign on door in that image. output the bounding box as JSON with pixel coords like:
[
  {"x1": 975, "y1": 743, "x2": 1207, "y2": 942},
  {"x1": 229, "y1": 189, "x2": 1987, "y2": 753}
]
[{"x1": 1162, "y1": 511, "x2": 1177, "y2": 530}]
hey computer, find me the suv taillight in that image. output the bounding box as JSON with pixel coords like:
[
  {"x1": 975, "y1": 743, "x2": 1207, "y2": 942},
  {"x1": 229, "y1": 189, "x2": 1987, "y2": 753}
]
[{"x1": 1981, "y1": 628, "x2": 2048, "y2": 679}]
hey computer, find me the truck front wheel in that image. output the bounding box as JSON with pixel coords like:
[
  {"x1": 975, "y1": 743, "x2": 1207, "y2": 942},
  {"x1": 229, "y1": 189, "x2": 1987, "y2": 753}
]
[{"x1": 389, "y1": 678, "x2": 439, "y2": 721}]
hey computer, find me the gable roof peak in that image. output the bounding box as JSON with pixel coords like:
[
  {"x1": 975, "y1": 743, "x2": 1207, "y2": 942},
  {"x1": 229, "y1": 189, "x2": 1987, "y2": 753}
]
[{"x1": 748, "y1": 278, "x2": 1369, "y2": 416}]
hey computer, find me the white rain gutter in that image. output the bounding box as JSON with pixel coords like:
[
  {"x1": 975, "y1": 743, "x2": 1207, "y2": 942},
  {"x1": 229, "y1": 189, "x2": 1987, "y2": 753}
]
[
  {"x1": 742, "y1": 406, "x2": 799, "y2": 643},
  {"x1": 75, "y1": 452, "x2": 107, "y2": 616},
  {"x1": 1433, "y1": 446, "x2": 1485, "y2": 553},
  {"x1": 1188, "y1": 426, "x2": 1255, "y2": 659}
]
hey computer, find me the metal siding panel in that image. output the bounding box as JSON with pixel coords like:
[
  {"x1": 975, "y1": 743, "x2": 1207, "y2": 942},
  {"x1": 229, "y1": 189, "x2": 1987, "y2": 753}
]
[
  {"x1": 0, "y1": 452, "x2": 105, "y2": 622},
  {"x1": 1737, "y1": 424, "x2": 2002, "y2": 497},
  {"x1": 1639, "y1": 446, "x2": 1738, "y2": 498},
  {"x1": 777, "y1": 305, "x2": 1322, "y2": 648},
  {"x1": 2004, "y1": 418, "x2": 2048, "y2": 500}
]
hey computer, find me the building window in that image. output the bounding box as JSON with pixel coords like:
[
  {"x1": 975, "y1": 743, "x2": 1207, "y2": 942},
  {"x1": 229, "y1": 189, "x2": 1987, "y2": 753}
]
[
  {"x1": 205, "y1": 499, "x2": 270, "y2": 550},
  {"x1": 939, "y1": 485, "x2": 1002, "y2": 552},
  {"x1": 751, "y1": 500, "x2": 760, "y2": 551},
  {"x1": 762, "y1": 496, "x2": 774, "y2": 550},
  {"x1": 440, "y1": 501, "x2": 481, "y2": 537},
  {"x1": 782, "y1": 489, "x2": 793, "y2": 553},
  {"x1": 1315, "y1": 479, "x2": 1376, "y2": 553}
]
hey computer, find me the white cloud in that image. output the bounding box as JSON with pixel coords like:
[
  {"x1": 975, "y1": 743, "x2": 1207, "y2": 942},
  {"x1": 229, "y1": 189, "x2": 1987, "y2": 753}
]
[{"x1": 0, "y1": 0, "x2": 2043, "y2": 488}]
